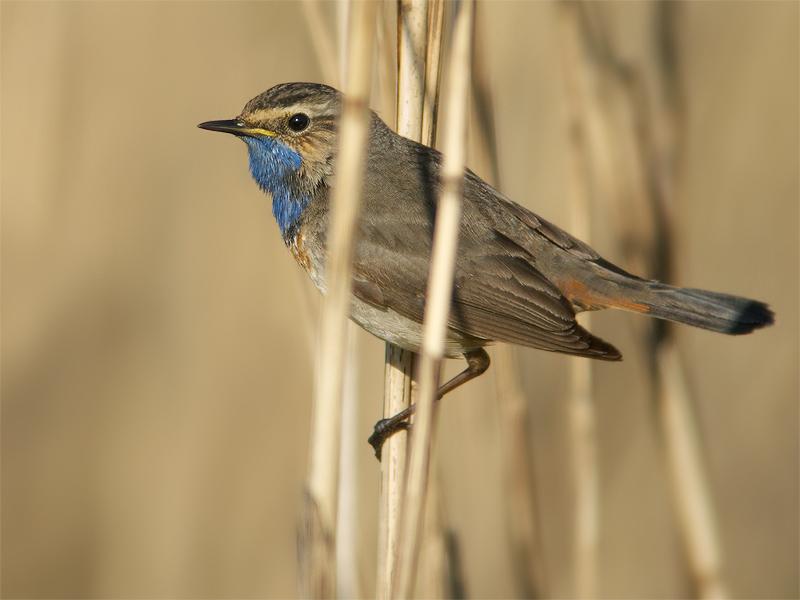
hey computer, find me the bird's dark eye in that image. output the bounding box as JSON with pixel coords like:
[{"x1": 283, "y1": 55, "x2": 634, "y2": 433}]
[{"x1": 288, "y1": 113, "x2": 310, "y2": 132}]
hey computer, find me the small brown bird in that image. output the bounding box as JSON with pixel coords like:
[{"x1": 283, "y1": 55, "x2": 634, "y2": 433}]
[{"x1": 199, "y1": 82, "x2": 774, "y2": 457}]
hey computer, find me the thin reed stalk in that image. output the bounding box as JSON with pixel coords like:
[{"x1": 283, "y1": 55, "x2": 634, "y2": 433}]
[
  {"x1": 556, "y1": 3, "x2": 728, "y2": 598},
  {"x1": 494, "y1": 346, "x2": 549, "y2": 598},
  {"x1": 337, "y1": 0, "x2": 350, "y2": 85},
  {"x1": 377, "y1": 345, "x2": 414, "y2": 600},
  {"x1": 415, "y1": 3, "x2": 460, "y2": 597},
  {"x1": 421, "y1": 0, "x2": 444, "y2": 147},
  {"x1": 301, "y1": 0, "x2": 339, "y2": 86},
  {"x1": 557, "y1": 6, "x2": 601, "y2": 596},
  {"x1": 332, "y1": 7, "x2": 362, "y2": 597},
  {"x1": 650, "y1": 9, "x2": 726, "y2": 597},
  {"x1": 393, "y1": 2, "x2": 475, "y2": 597},
  {"x1": 568, "y1": 355, "x2": 598, "y2": 599},
  {"x1": 375, "y1": 1, "x2": 398, "y2": 124},
  {"x1": 377, "y1": 2, "x2": 428, "y2": 598},
  {"x1": 396, "y1": 0, "x2": 429, "y2": 137},
  {"x1": 658, "y1": 339, "x2": 727, "y2": 599},
  {"x1": 336, "y1": 324, "x2": 361, "y2": 599},
  {"x1": 415, "y1": 470, "x2": 461, "y2": 598},
  {"x1": 470, "y1": 15, "x2": 548, "y2": 592},
  {"x1": 301, "y1": 2, "x2": 377, "y2": 596}
]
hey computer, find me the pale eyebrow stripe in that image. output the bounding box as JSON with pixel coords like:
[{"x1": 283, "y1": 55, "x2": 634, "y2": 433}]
[{"x1": 245, "y1": 103, "x2": 336, "y2": 123}]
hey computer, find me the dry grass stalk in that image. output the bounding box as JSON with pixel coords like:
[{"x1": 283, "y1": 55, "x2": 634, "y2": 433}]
[
  {"x1": 295, "y1": 0, "x2": 347, "y2": 401},
  {"x1": 493, "y1": 345, "x2": 549, "y2": 598},
  {"x1": 658, "y1": 339, "x2": 727, "y2": 599},
  {"x1": 557, "y1": 3, "x2": 728, "y2": 598},
  {"x1": 650, "y1": 10, "x2": 726, "y2": 597},
  {"x1": 415, "y1": 2, "x2": 461, "y2": 597},
  {"x1": 421, "y1": 0, "x2": 445, "y2": 147},
  {"x1": 396, "y1": 0, "x2": 429, "y2": 137},
  {"x1": 302, "y1": 1, "x2": 377, "y2": 596},
  {"x1": 415, "y1": 468, "x2": 457, "y2": 598},
  {"x1": 301, "y1": 0, "x2": 339, "y2": 86},
  {"x1": 377, "y1": 2, "x2": 429, "y2": 598},
  {"x1": 567, "y1": 353, "x2": 599, "y2": 599},
  {"x1": 421, "y1": 1, "x2": 459, "y2": 595},
  {"x1": 557, "y1": 5, "x2": 602, "y2": 596},
  {"x1": 336, "y1": 323, "x2": 361, "y2": 599},
  {"x1": 336, "y1": 0, "x2": 350, "y2": 85},
  {"x1": 470, "y1": 14, "x2": 548, "y2": 592},
  {"x1": 375, "y1": 1, "x2": 398, "y2": 125},
  {"x1": 393, "y1": 1, "x2": 475, "y2": 597},
  {"x1": 332, "y1": 7, "x2": 361, "y2": 597},
  {"x1": 377, "y1": 346, "x2": 414, "y2": 600}
]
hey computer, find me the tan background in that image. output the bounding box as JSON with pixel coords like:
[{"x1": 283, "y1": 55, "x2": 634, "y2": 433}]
[{"x1": 2, "y1": 1, "x2": 797, "y2": 598}]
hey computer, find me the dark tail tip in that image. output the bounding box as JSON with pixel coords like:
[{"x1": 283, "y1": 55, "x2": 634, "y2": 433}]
[{"x1": 724, "y1": 299, "x2": 775, "y2": 335}]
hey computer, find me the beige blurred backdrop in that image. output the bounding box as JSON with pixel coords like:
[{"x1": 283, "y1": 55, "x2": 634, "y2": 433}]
[{"x1": 2, "y1": 1, "x2": 797, "y2": 598}]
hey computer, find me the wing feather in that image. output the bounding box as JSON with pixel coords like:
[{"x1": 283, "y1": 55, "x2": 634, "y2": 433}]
[{"x1": 348, "y1": 130, "x2": 620, "y2": 360}]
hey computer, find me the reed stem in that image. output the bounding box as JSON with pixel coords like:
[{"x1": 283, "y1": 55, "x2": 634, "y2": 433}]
[
  {"x1": 377, "y1": 2, "x2": 428, "y2": 598},
  {"x1": 302, "y1": 2, "x2": 377, "y2": 596},
  {"x1": 470, "y1": 16, "x2": 548, "y2": 590},
  {"x1": 300, "y1": 0, "x2": 339, "y2": 86},
  {"x1": 393, "y1": 1, "x2": 475, "y2": 597},
  {"x1": 557, "y1": 3, "x2": 728, "y2": 597},
  {"x1": 558, "y1": 6, "x2": 601, "y2": 596}
]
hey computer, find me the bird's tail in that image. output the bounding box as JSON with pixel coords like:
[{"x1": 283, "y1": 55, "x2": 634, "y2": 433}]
[{"x1": 600, "y1": 275, "x2": 774, "y2": 335}]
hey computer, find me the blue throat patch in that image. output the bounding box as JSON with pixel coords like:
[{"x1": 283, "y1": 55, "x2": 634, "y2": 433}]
[{"x1": 243, "y1": 136, "x2": 308, "y2": 238}]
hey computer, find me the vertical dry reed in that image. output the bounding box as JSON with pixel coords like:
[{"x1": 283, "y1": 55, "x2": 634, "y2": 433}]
[
  {"x1": 375, "y1": 1, "x2": 398, "y2": 124},
  {"x1": 393, "y1": 1, "x2": 475, "y2": 597},
  {"x1": 377, "y1": 2, "x2": 428, "y2": 598},
  {"x1": 302, "y1": 1, "x2": 377, "y2": 596},
  {"x1": 567, "y1": 342, "x2": 599, "y2": 600},
  {"x1": 336, "y1": 326, "x2": 361, "y2": 599},
  {"x1": 421, "y1": 0, "x2": 445, "y2": 147},
  {"x1": 470, "y1": 14, "x2": 548, "y2": 593},
  {"x1": 557, "y1": 3, "x2": 727, "y2": 598},
  {"x1": 652, "y1": 7, "x2": 726, "y2": 598},
  {"x1": 658, "y1": 340, "x2": 727, "y2": 598},
  {"x1": 557, "y1": 5, "x2": 600, "y2": 596},
  {"x1": 415, "y1": 2, "x2": 458, "y2": 597},
  {"x1": 327, "y1": 6, "x2": 362, "y2": 596},
  {"x1": 301, "y1": 0, "x2": 339, "y2": 86}
]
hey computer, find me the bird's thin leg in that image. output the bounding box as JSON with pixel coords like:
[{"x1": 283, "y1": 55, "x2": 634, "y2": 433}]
[{"x1": 368, "y1": 348, "x2": 490, "y2": 460}]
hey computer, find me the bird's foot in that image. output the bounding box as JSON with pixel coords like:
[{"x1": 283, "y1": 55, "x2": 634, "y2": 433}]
[{"x1": 368, "y1": 417, "x2": 410, "y2": 461}]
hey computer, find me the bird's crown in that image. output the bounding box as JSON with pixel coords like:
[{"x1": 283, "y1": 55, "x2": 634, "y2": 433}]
[{"x1": 241, "y1": 82, "x2": 341, "y2": 119}]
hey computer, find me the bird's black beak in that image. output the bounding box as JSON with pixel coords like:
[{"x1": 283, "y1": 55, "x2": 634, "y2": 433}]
[
  {"x1": 198, "y1": 119, "x2": 248, "y2": 136},
  {"x1": 198, "y1": 119, "x2": 278, "y2": 139}
]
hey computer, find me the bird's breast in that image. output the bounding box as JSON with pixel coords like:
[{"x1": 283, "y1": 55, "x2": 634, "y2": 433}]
[{"x1": 287, "y1": 223, "x2": 326, "y2": 292}]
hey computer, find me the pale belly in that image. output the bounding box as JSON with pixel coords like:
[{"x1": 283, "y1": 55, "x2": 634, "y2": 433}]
[
  {"x1": 290, "y1": 228, "x2": 485, "y2": 358},
  {"x1": 348, "y1": 295, "x2": 487, "y2": 358}
]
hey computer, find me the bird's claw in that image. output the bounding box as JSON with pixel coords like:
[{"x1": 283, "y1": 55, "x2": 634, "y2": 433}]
[{"x1": 368, "y1": 418, "x2": 410, "y2": 461}]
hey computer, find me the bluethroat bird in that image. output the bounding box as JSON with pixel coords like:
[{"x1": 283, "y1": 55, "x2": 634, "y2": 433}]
[{"x1": 199, "y1": 82, "x2": 774, "y2": 458}]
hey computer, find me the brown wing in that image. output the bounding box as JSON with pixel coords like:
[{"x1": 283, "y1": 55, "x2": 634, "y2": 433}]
[
  {"x1": 450, "y1": 253, "x2": 620, "y2": 360},
  {"x1": 351, "y1": 218, "x2": 620, "y2": 361}
]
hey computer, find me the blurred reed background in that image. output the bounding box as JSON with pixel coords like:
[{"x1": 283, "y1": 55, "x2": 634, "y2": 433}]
[{"x1": 2, "y1": 1, "x2": 797, "y2": 598}]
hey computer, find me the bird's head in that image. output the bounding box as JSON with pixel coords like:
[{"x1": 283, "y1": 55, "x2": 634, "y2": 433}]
[
  {"x1": 199, "y1": 82, "x2": 343, "y2": 235},
  {"x1": 200, "y1": 82, "x2": 342, "y2": 192}
]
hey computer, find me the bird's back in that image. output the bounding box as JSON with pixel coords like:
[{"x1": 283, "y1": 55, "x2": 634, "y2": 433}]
[{"x1": 296, "y1": 115, "x2": 622, "y2": 359}]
